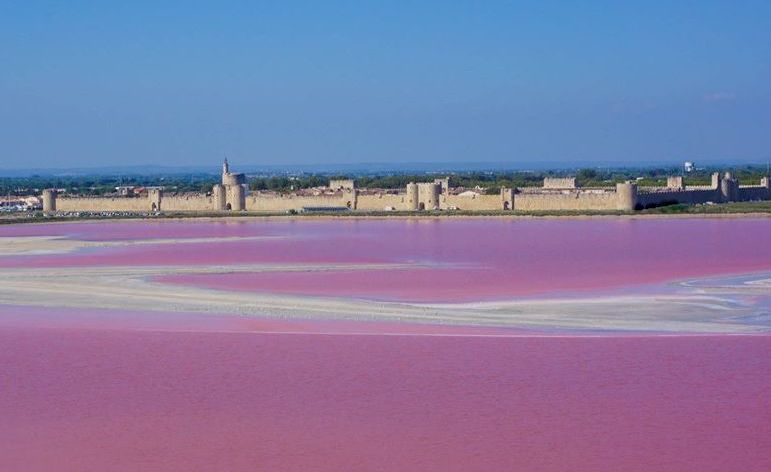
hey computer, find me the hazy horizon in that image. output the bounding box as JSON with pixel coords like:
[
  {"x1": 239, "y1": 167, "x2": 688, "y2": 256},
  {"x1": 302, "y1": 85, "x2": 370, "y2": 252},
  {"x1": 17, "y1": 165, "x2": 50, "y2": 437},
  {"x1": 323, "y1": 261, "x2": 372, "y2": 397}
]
[
  {"x1": 2, "y1": 2, "x2": 770, "y2": 168},
  {"x1": 4, "y1": 159, "x2": 771, "y2": 179}
]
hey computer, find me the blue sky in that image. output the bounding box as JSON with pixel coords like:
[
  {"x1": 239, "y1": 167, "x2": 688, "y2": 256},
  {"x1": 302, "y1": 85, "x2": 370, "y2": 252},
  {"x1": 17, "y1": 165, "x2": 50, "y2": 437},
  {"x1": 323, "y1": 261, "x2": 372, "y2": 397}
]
[{"x1": 1, "y1": 1, "x2": 770, "y2": 169}]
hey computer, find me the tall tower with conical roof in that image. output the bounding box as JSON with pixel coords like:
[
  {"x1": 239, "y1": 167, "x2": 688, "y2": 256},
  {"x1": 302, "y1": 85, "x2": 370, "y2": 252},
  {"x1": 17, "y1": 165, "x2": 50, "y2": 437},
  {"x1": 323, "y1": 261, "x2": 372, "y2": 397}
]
[{"x1": 219, "y1": 158, "x2": 246, "y2": 210}]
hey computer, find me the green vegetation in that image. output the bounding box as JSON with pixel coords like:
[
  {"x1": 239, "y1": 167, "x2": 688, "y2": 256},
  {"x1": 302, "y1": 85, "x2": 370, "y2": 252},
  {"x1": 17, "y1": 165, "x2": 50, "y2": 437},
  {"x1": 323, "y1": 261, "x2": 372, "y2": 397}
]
[
  {"x1": 244, "y1": 165, "x2": 769, "y2": 193},
  {"x1": 2, "y1": 164, "x2": 768, "y2": 196},
  {"x1": 0, "y1": 174, "x2": 219, "y2": 196},
  {"x1": 248, "y1": 175, "x2": 329, "y2": 191}
]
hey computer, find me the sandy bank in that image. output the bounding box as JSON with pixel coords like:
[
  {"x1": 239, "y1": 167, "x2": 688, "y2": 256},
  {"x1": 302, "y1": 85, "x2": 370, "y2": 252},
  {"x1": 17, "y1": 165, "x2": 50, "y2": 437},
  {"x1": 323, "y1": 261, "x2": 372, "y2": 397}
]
[
  {"x1": 0, "y1": 235, "x2": 284, "y2": 256},
  {"x1": 0, "y1": 263, "x2": 768, "y2": 333}
]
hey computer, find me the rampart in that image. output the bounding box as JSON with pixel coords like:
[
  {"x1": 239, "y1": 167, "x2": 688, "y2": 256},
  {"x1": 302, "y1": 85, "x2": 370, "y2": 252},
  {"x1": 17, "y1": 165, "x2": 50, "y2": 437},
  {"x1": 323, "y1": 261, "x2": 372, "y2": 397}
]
[
  {"x1": 736, "y1": 179, "x2": 771, "y2": 201},
  {"x1": 636, "y1": 188, "x2": 718, "y2": 208},
  {"x1": 443, "y1": 193, "x2": 502, "y2": 211},
  {"x1": 162, "y1": 194, "x2": 219, "y2": 212},
  {"x1": 357, "y1": 193, "x2": 409, "y2": 211},
  {"x1": 55, "y1": 196, "x2": 150, "y2": 212},
  {"x1": 514, "y1": 189, "x2": 620, "y2": 211},
  {"x1": 245, "y1": 192, "x2": 354, "y2": 212},
  {"x1": 40, "y1": 165, "x2": 771, "y2": 214},
  {"x1": 635, "y1": 174, "x2": 769, "y2": 208}
]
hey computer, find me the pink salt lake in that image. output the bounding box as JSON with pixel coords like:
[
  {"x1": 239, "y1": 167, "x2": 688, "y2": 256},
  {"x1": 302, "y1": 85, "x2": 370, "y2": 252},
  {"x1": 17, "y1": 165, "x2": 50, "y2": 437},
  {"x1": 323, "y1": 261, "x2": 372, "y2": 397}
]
[
  {"x1": 0, "y1": 218, "x2": 770, "y2": 471},
  {"x1": 2, "y1": 218, "x2": 771, "y2": 301}
]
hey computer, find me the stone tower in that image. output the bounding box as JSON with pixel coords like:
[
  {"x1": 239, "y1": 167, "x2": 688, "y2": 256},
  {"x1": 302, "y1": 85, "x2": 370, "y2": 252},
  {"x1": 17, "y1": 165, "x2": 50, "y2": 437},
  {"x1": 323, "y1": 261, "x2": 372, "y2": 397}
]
[
  {"x1": 42, "y1": 189, "x2": 57, "y2": 213},
  {"x1": 212, "y1": 184, "x2": 226, "y2": 211},
  {"x1": 433, "y1": 177, "x2": 450, "y2": 194},
  {"x1": 417, "y1": 183, "x2": 441, "y2": 210},
  {"x1": 228, "y1": 184, "x2": 246, "y2": 211},
  {"x1": 406, "y1": 183, "x2": 419, "y2": 211},
  {"x1": 218, "y1": 159, "x2": 247, "y2": 211},
  {"x1": 148, "y1": 188, "x2": 163, "y2": 212},
  {"x1": 667, "y1": 176, "x2": 685, "y2": 190},
  {"x1": 719, "y1": 173, "x2": 738, "y2": 202},
  {"x1": 616, "y1": 182, "x2": 638, "y2": 211}
]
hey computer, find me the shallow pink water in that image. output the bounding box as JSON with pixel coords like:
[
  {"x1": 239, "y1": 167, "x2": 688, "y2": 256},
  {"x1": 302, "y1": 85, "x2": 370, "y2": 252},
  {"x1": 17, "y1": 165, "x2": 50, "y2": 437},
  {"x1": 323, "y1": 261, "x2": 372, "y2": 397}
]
[
  {"x1": 2, "y1": 218, "x2": 771, "y2": 301},
  {"x1": 1, "y1": 327, "x2": 769, "y2": 471},
  {"x1": 2, "y1": 219, "x2": 770, "y2": 470}
]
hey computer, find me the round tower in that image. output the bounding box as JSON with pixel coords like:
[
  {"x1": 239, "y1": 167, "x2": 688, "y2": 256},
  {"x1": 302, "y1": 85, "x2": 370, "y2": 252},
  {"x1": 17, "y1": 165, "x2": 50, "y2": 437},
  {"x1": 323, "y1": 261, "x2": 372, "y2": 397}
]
[
  {"x1": 720, "y1": 174, "x2": 738, "y2": 202},
  {"x1": 615, "y1": 182, "x2": 638, "y2": 211},
  {"x1": 406, "y1": 183, "x2": 419, "y2": 211},
  {"x1": 228, "y1": 185, "x2": 246, "y2": 211},
  {"x1": 212, "y1": 184, "x2": 226, "y2": 211},
  {"x1": 430, "y1": 183, "x2": 441, "y2": 210},
  {"x1": 418, "y1": 183, "x2": 441, "y2": 210},
  {"x1": 42, "y1": 189, "x2": 57, "y2": 213},
  {"x1": 222, "y1": 173, "x2": 245, "y2": 187}
]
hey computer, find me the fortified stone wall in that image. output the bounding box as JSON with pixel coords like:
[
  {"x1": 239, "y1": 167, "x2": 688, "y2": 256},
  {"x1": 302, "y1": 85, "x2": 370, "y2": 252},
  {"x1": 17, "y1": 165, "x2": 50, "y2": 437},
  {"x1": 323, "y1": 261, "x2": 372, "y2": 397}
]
[
  {"x1": 162, "y1": 194, "x2": 218, "y2": 212},
  {"x1": 443, "y1": 194, "x2": 502, "y2": 211},
  {"x1": 737, "y1": 185, "x2": 771, "y2": 201},
  {"x1": 38, "y1": 166, "x2": 771, "y2": 214},
  {"x1": 357, "y1": 194, "x2": 409, "y2": 211},
  {"x1": 245, "y1": 193, "x2": 350, "y2": 212},
  {"x1": 513, "y1": 191, "x2": 619, "y2": 211},
  {"x1": 636, "y1": 188, "x2": 719, "y2": 208},
  {"x1": 55, "y1": 197, "x2": 150, "y2": 212}
]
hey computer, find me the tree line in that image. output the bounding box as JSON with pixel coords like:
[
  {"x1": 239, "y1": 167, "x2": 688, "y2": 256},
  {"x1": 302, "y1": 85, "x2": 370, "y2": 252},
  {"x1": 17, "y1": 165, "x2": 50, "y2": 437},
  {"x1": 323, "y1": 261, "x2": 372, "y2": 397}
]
[{"x1": 2, "y1": 165, "x2": 768, "y2": 196}]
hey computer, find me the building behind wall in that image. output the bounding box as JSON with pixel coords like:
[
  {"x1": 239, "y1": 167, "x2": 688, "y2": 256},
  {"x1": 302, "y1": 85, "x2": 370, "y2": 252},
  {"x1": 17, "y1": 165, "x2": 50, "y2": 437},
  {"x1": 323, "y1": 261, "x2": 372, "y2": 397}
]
[
  {"x1": 543, "y1": 178, "x2": 577, "y2": 189},
  {"x1": 329, "y1": 179, "x2": 356, "y2": 191}
]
